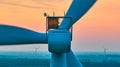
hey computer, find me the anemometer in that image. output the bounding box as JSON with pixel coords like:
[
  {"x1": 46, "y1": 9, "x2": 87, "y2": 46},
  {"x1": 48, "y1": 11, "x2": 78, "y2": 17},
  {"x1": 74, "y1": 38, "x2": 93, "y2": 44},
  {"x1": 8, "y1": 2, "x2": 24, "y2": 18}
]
[{"x1": 0, "y1": 0, "x2": 97, "y2": 67}]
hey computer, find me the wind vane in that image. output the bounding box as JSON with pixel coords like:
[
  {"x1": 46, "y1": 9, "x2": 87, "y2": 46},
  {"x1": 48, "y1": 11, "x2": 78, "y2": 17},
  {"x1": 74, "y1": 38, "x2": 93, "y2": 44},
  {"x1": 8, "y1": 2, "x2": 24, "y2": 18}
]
[{"x1": 0, "y1": 0, "x2": 97, "y2": 67}]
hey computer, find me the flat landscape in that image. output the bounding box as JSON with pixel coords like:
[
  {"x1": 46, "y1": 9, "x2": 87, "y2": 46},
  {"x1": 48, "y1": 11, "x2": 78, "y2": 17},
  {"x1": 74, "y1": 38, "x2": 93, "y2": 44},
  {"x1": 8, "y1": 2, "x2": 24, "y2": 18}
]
[{"x1": 0, "y1": 51, "x2": 120, "y2": 67}]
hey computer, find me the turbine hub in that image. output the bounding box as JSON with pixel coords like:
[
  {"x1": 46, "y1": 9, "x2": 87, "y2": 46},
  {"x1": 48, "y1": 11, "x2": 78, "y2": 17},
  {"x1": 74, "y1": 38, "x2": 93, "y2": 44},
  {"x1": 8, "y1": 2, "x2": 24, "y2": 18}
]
[{"x1": 48, "y1": 29, "x2": 71, "y2": 53}]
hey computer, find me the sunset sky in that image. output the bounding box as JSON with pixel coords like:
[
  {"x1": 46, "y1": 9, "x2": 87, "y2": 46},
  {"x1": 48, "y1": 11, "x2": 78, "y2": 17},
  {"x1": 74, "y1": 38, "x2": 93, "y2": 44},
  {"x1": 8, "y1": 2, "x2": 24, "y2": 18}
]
[{"x1": 0, "y1": 0, "x2": 120, "y2": 52}]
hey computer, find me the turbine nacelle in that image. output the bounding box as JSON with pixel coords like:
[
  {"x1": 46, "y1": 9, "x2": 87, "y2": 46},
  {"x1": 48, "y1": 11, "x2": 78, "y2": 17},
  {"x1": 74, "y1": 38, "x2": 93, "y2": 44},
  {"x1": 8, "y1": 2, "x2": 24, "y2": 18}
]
[
  {"x1": 48, "y1": 30, "x2": 71, "y2": 53},
  {"x1": 0, "y1": 0, "x2": 97, "y2": 67}
]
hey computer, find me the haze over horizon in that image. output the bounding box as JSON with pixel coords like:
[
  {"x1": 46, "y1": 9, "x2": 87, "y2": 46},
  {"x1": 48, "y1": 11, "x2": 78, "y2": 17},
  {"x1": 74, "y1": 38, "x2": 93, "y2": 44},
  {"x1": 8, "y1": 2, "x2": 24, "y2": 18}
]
[{"x1": 0, "y1": 0, "x2": 120, "y2": 52}]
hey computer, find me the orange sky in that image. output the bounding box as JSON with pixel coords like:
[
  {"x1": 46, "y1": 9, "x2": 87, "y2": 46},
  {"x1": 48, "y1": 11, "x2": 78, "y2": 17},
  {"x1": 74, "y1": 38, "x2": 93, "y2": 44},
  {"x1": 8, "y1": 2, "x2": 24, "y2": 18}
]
[
  {"x1": 0, "y1": 0, "x2": 119, "y2": 35},
  {"x1": 74, "y1": 0, "x2": 120, "y2": 39},
  {"x1": 0, "y1": 0, "x2": 71, "y2": 31},
  {"x1": 0, "y1": 0, "x2": 120, "y2": 51}
]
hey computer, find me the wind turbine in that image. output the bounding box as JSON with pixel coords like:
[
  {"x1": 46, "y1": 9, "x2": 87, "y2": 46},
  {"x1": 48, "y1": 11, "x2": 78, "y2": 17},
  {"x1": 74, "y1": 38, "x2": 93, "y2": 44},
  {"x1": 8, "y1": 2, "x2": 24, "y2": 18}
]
[{"x1": 0, "y1": 0, "x2": 97, "y2": 67}]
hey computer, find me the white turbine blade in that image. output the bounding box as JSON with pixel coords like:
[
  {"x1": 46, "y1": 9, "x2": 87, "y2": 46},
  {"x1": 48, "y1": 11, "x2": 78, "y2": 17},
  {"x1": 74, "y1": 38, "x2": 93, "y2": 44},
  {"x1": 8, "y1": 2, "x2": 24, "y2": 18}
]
[
  {"x1": 59, "y1": 0, "x2": 97, "y2": 29},
  {"x1": 67, "y1": 50, "x2": 83, "y2": 67},
  {"x1": 0, "y1": 25, "x2": 47, "y2": 45}
]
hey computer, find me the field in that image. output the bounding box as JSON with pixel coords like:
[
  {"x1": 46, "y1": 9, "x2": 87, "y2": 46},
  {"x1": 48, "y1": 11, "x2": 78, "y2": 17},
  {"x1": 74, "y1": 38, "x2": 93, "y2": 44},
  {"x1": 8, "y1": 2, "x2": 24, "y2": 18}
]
[{"x1": 0, "y1": 51, "x2": 120, "y2": 67}]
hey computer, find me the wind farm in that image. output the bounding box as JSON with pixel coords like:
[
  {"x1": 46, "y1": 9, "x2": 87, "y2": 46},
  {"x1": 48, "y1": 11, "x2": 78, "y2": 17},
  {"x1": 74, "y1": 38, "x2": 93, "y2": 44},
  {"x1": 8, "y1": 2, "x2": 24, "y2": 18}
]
[{"x1": 0, "y1": 0, "x2": 120, "y2": 67}]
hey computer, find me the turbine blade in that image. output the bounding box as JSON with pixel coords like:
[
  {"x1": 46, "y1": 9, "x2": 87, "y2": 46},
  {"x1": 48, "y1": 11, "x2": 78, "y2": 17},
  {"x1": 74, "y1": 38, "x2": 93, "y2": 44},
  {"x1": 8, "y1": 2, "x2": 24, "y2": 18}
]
[
  {"x1": 67, "y1": 50, "x2": 83, "y2": 67},
  {"x1": 0, "y1": 25, "x2": 47, "y2": 45},
  {"x1": 59, "y1": 0, "x2": 97, "y2": 29}
]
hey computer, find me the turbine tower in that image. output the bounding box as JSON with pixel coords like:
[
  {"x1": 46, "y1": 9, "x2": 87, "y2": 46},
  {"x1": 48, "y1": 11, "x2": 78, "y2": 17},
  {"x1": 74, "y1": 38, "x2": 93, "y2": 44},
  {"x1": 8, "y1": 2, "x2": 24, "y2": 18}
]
[{"x1": 0, "y1": 0, "x2": 97, "y2": 67}]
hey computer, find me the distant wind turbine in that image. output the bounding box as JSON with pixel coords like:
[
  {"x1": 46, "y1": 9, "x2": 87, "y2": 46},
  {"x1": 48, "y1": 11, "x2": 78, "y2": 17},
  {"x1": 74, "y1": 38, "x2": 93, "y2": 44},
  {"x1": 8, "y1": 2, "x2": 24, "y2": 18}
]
[{"x1": 0, "y1": 0, "x2": 97, "y2": 67}]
